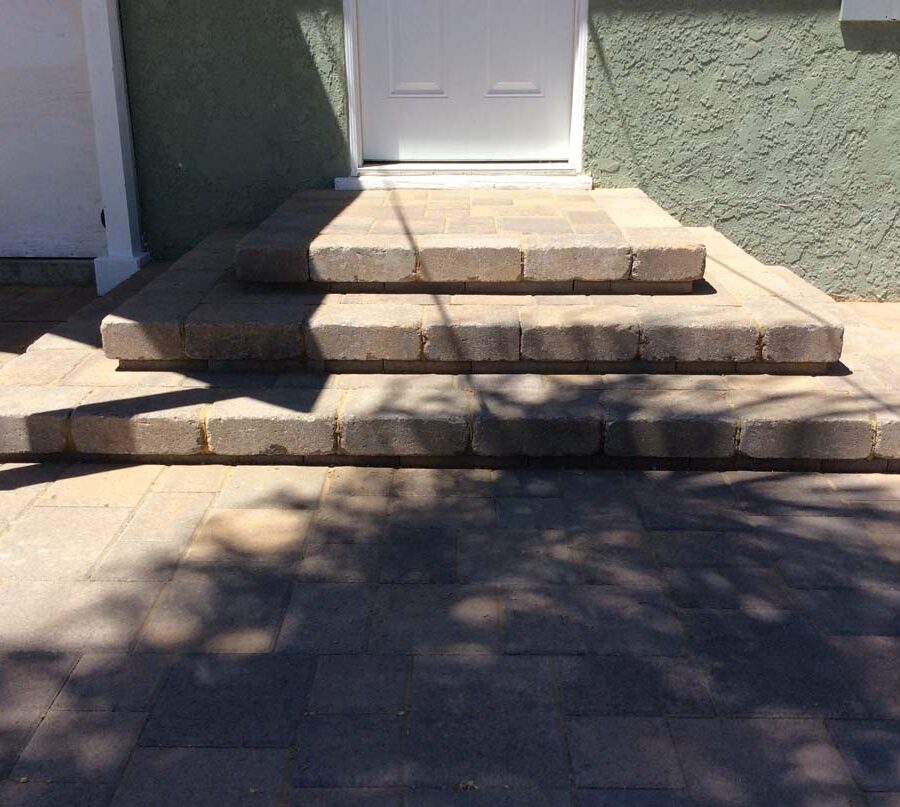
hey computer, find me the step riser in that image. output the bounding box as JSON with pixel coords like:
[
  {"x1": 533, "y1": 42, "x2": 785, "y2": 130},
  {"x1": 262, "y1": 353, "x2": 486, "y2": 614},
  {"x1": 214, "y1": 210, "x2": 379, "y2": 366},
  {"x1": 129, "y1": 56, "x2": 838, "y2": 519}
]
[
  {"x1": 103, "y1": 309, "x2": 843, "y2": 366},
  {"x1": 236, "y1": 232, "x2": 706, "y2": 287},
  {"x1": 2, "y1": 385, "x2": 895, "y2": 468},
  {"x1": 117, "y1": 359, "x2": 836, "y2": 376}
]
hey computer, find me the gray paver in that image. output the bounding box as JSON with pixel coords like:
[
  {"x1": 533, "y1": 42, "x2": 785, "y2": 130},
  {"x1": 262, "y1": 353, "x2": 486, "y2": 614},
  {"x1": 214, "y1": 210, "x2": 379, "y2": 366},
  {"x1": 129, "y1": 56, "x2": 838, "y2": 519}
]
[
  {"x1": 13, "y1": 710, "x2": 145, "y2": 783},
  {"x1": 112, "y1": 747, "x2": 288, "y2": 807},
  {"x1": 293, "y1": 716, "x2": 404, "y2": 787},
  {"x1": 140, "y1": 655, "x2": 315, "y2": 747},
  {"x1": 567, "y1": 717, "x2": 684, "y2": 788},
  {"x1": 670, "y1": 717, "x2": 862, "y2": 806}
]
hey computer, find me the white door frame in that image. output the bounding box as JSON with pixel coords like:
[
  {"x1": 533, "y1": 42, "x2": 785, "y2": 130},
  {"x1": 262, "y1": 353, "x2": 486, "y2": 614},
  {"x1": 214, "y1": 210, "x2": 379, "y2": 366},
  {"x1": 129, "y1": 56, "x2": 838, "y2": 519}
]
[
  {"x1": 81, "y1": 0, "x2": 149, "y2": 293},
  {"x1": 340, "y1": 0, "x2": 590, "y2": 178}
]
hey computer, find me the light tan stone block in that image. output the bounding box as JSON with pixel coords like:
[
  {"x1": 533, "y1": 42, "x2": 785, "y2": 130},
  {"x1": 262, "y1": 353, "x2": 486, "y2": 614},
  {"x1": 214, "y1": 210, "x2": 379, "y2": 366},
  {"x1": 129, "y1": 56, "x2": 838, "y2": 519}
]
[
  {"x1": 422, "y1": 305, "x2": 520, "y2": 361},
  {"x1": 523, "y1": 234, "x2": 631, "y2": 282},
  {"x1": 340, "y1": 388, "x2": 470, "y2": 456},
  {"x1": 520, "y1": 306, "x2": 639, "y2": 362},
  {"x1": 873, "y1": 396, "x2": 900, "y2": 459},
  {"x1": 214, "y1": 465, "x2": 328, "y2": 510},
  {"x1": 0, "y1": 507, "x2": 130, "y2": 580},
  {"x1": 234, "y1": 230, "x2": 310, "y2": 284},
  {"x1": 625, "y1": 228, "x2": 706, "y2": 282},
  {"x1": 153, "y1": 466, "x2": 230, "y2": 492},
  {"x1": 306, "y1": 304, "x2": 421, "y2": 361},
  {"x1": 741, "y1": 298, "x2": 845, "y2": 363},
  {"x1": 40, "y1": 464, "x2": 163, "y2": 508},
  {"x1": 640, "y1": 305, "x2": 760, "y2": 363},
  {"x1": 59, "y1": 353, "x2": 187, "y2": 389},
  {"x1": 185, "y1": 509, "x2": 312, "y2": 563},
  {"x1": 205, "y1": 389, "x2": 341, "y2": 456},
  {"x1": 470, "y1": 388, "x2": 601, "y2": 456},
  {"x1": 417, "y1": 235, "x2": 521, "y2": 283},
  {"x1": 309, "y1": 234, "x2": 416, "y2": 283},
  {"x1": 184, "y1": 304, "x2": 303, "y2": 360},
  {"x1": 602, "y1": 390, "x2": 738, "y2": 458},
  {"x1": 0, "y1": 386, "x2": 89, "y2": 454},
  {"x1": 733, "y1": 388, "x2": 875, "y2": 460},
  {"x1": 0, "y1": 579, "x2": 160, "y2": 651},
  {"x1": 101, "y1": 294, "x2": 199, "y2": 361},
  {"x1": 71, "y1": 388, "x2": 209, "y2": 456},
  {"x1": 0, "y1": 350, "x2": 90, "y2": 387}
]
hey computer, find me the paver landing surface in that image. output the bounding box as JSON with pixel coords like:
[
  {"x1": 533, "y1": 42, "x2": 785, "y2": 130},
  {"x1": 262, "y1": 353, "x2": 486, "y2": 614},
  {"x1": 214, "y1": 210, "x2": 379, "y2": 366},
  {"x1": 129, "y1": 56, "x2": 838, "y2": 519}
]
[{"x1": 0, "y1": 462, "x2": 898, "y2": 805}]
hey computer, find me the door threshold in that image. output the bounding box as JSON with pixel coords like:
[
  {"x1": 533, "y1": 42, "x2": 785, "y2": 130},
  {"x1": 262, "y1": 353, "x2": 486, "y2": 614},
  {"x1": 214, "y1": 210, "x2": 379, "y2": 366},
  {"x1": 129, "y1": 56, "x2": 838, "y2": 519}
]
[{"x1": 335, "y1": 164, "x2": 592, "y2": 190}]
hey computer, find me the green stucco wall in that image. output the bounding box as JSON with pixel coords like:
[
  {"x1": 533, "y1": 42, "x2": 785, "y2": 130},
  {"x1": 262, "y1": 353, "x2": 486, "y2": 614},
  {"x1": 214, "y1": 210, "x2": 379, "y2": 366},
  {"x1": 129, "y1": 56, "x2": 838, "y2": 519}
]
[
  {"x1": 119, "y1": 0, "x2": 350, "y2": 262},
  {"x1": 121, "y1": 1, "x2": 900, "y2": 299}
]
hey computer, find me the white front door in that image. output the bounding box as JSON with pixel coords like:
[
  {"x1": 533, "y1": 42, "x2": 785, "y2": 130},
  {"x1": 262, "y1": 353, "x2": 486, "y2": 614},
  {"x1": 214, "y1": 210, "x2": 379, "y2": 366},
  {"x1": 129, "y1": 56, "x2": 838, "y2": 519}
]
[{"x1": 356, "y1": 0, "x2": 578, "y2": 162}]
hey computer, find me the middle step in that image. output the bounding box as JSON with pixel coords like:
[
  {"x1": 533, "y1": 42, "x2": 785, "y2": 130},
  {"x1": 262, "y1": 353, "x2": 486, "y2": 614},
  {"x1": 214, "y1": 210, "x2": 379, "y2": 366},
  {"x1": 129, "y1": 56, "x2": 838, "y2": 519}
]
[{"x1": 104, "y1": 291, "x2": 842, "y2": 372}]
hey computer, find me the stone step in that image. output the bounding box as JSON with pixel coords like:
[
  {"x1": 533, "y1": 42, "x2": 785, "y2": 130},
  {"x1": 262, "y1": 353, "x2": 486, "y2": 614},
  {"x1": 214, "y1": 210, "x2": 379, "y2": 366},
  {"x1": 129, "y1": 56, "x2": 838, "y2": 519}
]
[
  {"x1": 101, "y1": 228, "x2": 844, "y2": 371},
  {"x1": 232, "y1": 188, "x2": 705, "y2": 289},
  {"x1": 2, "y1": 372, "x2": 896, "y2": 470}
]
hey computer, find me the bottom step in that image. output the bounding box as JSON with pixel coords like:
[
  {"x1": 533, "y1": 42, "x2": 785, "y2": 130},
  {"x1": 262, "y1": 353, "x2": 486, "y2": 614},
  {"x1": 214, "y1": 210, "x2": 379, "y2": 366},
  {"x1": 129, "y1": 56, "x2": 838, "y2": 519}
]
[{"x1": 2, "y1": 371, "x2": 897, "y2": 470}]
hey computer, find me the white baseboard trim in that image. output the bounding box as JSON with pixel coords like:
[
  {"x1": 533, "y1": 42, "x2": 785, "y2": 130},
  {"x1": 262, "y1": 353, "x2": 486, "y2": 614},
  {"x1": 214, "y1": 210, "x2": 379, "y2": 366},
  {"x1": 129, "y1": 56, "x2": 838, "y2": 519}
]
[
  {"x1": 335, "y1": 173, "x2": 593, "y2": 190},
  {"x1": 94, "y1": 252, "x2": 151, "y2": 295},
  {"x1": 840, "y1": 0, "x2": 900, "y2": 20}
]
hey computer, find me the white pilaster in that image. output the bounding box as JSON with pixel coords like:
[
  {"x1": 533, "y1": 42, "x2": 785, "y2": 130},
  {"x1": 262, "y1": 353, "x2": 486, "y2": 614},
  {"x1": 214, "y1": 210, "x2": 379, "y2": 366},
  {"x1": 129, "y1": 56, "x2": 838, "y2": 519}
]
[{"x1": 81, "y1": 0, "x2": 149, "y2": 294}]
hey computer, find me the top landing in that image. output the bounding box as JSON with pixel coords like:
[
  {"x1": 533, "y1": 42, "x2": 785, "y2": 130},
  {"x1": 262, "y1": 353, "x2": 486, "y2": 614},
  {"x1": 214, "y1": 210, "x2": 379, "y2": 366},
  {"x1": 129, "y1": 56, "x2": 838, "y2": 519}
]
[{"x1": 234, "y1": 188, "x2": 706, "y2": 290}]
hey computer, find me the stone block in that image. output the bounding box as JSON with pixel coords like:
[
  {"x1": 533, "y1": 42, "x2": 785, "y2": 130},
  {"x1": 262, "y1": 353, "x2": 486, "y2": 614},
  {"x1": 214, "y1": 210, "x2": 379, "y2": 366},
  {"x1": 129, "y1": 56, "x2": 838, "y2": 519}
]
[
  {"x1": 234, "y1": 231, "x2": 310, "y2": 283},
  {"x1": 874, "y1": 396, "x2": 900, "y2": 459},
  {"x1": 640, "y1": 305, "x2": 760, "y2": 363},
  {"x1": 520, "y1": 305, "x2": 639, "y2": 362},
  {"x1": 522, "y1": 234, "x2": 631, "y2": 282},
  {"x1": 340, "y1": 388, "x2": 470, "y2": 456},
  {"x1": 734, "y1": 388, "x2": 875, "y2": 459},
  {"x1": 100, "y1": 292, "x2": 200, "y2": 361},
  {"x1": 0, "y1": 386, "x2": 88, "y2": 454},
  {"x1": 742, "y1": 298, "x2": 845, "y2": 363},
  {"x1": 184, "y1": 304, "x2": 304, "y2": 360},
  {"x1": 602, "y1": 390, "x2": 738, "y2": 458},
  {"x1": 309, "y1": 234, "x2": 416, "y2": 283},
  {"x1": 206, "y1": 389, "x2": 341, "y2": 456},
  {"x1": 417, "y1": 235, "x2": 521, "y2": 283},
  {"x1": 471, "y1": 389, "x2": 601, "y2": 456},
  {"x1": 626, "y1": 228, "x2": 706, "y2": 282},
  {"x1": 306, "y1": 304, "x2": 421, "y2": 361},
  {"x1": 0, "y1": 349, "x2": 90, "y2": 386},
  {"x1": 71, "y1": 388, "x2": 209, "y2": 456},
  {"x1": 422, "y1": 305, "x2": 520, "y2": 361}
]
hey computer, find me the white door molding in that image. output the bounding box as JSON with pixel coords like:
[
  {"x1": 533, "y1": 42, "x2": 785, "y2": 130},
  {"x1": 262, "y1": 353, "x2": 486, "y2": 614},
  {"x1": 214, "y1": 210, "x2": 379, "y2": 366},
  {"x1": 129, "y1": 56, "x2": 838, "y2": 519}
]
[
  {"x1": 81, "y1": 0, "x2": 149, "y2": 294},
  {"x1": 340, "y1": 0, "x2": 590, "y2": 177}
]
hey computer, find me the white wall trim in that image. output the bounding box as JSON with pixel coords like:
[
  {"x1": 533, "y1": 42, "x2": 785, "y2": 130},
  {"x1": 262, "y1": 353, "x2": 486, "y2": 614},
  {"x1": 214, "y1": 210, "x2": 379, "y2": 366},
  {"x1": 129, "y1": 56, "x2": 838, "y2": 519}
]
[
  {"x1": 342, "y1": 0, "x2": 364, "y2": 177},
  {"x1": 339, "y1": 0, "x2": 591, "y2": 178},
  {"x1": 81, "y1": 0, "x2": 149, "y2": 294},
  {"x1": 570, "y1": 0, "x2": 590, "y2": 174},
  {"x1": 840, "y1": 0, "x2": 900, "y2": 20}
]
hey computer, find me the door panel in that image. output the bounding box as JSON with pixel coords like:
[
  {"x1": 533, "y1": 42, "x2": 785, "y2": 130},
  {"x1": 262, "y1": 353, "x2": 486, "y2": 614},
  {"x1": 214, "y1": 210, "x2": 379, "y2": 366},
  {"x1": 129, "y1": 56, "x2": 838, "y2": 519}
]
[
  {"x1": 387, "y1": 0, "x2": 445, "y2": 96},
  {"x1": 357, "y1": 0, "x2": 577, "y2": 162}
]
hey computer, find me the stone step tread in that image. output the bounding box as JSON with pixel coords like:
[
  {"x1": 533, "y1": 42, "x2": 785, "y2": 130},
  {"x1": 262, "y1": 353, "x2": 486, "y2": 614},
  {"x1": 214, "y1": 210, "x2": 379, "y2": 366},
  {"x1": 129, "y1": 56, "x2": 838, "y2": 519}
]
[
  {"x1": 103, "y1": 292, "x2": 843, "y2": 367},
  {"x1": 100, "y1": 207, "x2": 845, "y2": 369},
  {"x1": 2, "y1": 373, "x2": 896, "y2": 465},
  {"x1": 234, "y1": 188, "x2": 706, "y2": 284}
]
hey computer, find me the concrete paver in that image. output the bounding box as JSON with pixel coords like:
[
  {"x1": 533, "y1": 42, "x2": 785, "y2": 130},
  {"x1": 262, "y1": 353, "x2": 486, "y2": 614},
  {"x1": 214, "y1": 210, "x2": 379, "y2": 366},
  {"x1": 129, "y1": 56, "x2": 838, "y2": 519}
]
[{"x1": 0, "y1": 462, "x2": 896, "y2": 804}]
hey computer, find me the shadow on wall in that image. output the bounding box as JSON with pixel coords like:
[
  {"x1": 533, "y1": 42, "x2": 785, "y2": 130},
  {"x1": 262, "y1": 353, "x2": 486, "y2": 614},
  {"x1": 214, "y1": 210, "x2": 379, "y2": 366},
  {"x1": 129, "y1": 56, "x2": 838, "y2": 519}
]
[
  {"x1": 586, "y1": 0, "x2": 900, "y2": 300},
  {"x1": 120, "y1": 0, "x2": 350, "y2": 261}
]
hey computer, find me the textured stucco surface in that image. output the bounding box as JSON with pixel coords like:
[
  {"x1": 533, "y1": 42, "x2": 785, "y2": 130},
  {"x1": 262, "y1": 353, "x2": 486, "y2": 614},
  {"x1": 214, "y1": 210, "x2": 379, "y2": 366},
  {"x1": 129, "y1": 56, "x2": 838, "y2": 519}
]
[
  {"x1": 121, "y1": 1, "x2": 900, "y2": 298},
  {"x1": 585, "y1": 1, "x2": 900, "y2": 299},
  {"x1": 120, "y1": 0, "x2": 349, "y2": 262}
]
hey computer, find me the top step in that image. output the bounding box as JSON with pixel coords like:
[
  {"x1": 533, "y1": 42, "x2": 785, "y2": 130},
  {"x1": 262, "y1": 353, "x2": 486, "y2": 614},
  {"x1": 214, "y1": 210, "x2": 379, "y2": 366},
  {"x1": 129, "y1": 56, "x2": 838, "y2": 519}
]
[{"x1": 234, "y1": 188, "x2": 705, "y2": 291}]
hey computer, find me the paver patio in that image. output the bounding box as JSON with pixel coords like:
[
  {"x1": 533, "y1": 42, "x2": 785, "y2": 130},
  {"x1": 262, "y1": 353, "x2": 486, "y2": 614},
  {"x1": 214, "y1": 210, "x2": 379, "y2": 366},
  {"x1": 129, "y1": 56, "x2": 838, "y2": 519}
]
[{"x1": 0, "y1": 461, "x2": 898, "y2": 806}]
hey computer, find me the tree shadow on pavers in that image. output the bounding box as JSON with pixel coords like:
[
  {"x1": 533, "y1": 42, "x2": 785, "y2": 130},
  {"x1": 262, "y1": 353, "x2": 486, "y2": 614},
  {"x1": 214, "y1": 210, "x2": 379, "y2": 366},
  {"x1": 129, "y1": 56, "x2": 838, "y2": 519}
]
[{"x1": 1, "y1": 469, "x2": 899, "y2": 802}]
